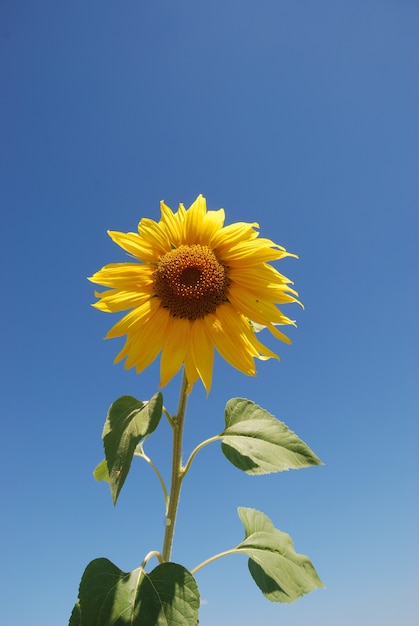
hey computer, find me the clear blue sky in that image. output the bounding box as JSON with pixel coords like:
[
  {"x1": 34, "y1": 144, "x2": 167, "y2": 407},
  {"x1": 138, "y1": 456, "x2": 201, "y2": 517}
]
[{"x1": 1, "y1": 1, "x2": 418, "y2": 624}]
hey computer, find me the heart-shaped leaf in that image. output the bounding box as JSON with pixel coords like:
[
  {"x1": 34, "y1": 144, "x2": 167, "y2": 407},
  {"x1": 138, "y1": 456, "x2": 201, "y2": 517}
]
[
  {"x1": 72, "y1": 558, "x2": 199, "y2": 626},
  {"x1": 103, "y1": 393, "x2": 163, "y2": 504},
  {"x1": 220, "y1": 398, "x2": 323, "y2": 474},
  {"x1": 236, "y1": 507, "x2": 325, "y2": 602}
]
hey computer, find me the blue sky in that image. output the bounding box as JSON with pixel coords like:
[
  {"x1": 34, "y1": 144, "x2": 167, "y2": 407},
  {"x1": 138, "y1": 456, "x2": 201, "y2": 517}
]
[{"x1": 1, "y1": 1, "x2": 418, "y2": 624}]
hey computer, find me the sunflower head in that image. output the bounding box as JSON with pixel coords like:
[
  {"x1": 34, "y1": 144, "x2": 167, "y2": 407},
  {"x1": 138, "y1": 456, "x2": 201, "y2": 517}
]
[{"x1": 89, "y1": 195, "x2": 301, "y2": 393}]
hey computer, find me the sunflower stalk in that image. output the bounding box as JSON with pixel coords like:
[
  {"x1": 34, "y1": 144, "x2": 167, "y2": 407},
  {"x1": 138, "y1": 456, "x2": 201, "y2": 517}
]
[{"x1": 162, "y1": 369, "x2": 189, "y2": 562}]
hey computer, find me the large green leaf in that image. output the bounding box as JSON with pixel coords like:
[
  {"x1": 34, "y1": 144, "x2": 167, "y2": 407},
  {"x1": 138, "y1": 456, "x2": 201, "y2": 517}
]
[
  {"x1": 103, "y1": 393, "x2": 163, "y2": 504},
  {"x1": 68, "y1": 602, "x2": 81, "y2": 626},
  {"x1": 236, "y1": 507, "x2": 325, "y2": 602},
  {"x1": 220, "y1": 398, "x2": 323, "y2": 474},
  {"x1": 72, "y1": 558, "x2": 199, "y2": 626}
]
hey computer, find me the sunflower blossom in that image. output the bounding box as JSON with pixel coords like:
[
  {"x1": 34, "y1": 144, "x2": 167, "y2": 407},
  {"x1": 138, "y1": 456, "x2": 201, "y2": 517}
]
[{"x1": 89, "y1": 195, "x2": 301, "y2": 393}]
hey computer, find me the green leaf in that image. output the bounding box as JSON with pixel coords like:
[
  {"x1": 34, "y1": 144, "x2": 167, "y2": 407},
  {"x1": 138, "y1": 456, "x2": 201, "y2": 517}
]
[
  {"x1": 103, "y1": 393, "x2": 163, "y2": 504},
  {"x1": 93, "y1": 458, "x2": 109, "y2": 483},
  {"x1": 73, "y1": 558, "x2": 200, "y2": 626},
  {"x1": 236, "y1": 507, "x2": 325, "y2": 603},
  {"x1": 68, "y1": 602, "x2": 81, "y2": 626},
  {"x1": 220, "y1": 398, "x2": 323, "y2": 474}
]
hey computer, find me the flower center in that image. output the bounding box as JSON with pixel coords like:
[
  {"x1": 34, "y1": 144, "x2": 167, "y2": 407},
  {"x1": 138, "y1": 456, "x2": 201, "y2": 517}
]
[{"x1": 153, "y1": 244, "x2": 230, "y2": 320}]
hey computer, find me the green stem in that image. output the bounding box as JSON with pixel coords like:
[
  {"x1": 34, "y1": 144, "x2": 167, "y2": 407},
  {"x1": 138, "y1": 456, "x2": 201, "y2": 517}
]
[
  {"x1": 140, "y1": 550, "x2": 164, "y2": 570},
  {"x1": 162, "y1": 370, "x2": 189, "y2": 562},
  {"x1": 191, "y1": 548, "x2": 239, "y2": 575},
  {"x1": 163, "y1": 406, "x2": 175, "y2": 428},
  {"x1": 182, "y1": 435, "x2": 221, "y2": 477},
  {"x1": 135, "y1": 444, "x2": 169, "y2": 513}
]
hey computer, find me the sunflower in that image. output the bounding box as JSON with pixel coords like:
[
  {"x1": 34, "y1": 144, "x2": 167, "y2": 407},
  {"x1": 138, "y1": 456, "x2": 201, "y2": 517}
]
[{"x1": 89, "y1": 195, "x2": 301, "y2": 393}]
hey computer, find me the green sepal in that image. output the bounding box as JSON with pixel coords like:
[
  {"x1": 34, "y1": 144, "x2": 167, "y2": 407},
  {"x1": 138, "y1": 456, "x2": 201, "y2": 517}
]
[
  {"x1": 236, "y1": 507, "x2": 325, "y2": 602},
  {"x1": 220, "y1": 398, "x2": 323, "y2": 474},
  {"x1": 70, "y1": 558, "x2": 200, "y2": 626},
  {"x1": 102, "y1": 393, "x2": 163, "y2": 504}
]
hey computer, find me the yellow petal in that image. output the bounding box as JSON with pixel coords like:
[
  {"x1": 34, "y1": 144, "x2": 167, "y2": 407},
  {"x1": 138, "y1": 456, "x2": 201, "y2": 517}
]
[
  {"x1": 159, "y1": 318, "x2": 191, "y2": 388},
  {"x1": 117, "y1": 304, "x2": 169, "y2": 373},
  {"x1": 182, "y1": 195, "x2": 207, "y2": 245},
  {"x1": 187, "y1": 318, "x2": 214, "y2": 394},
  {"x1": 160, "y1": 201, "x2": 183, "y2": 247},
  {"x1": 206, "y1": 305, "x2": 256, "y2": 375},
  {"x1": 209, "y1": 221, "x2": 259, "y2": 251},
  {"x1": 108, "y1": 230, "x2": 157, "y2": 263},
  {"x1": 138, "y1": 217, "x2": 170, "y2": 255}
]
